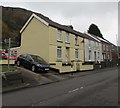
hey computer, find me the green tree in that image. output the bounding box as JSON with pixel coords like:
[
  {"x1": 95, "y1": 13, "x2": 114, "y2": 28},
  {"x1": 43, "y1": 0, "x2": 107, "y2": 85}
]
[
  {"x1": 2, "y1": 21, "x2": 8, "y2": 36},
  {"x1": 88, "y1": 24, "x2": 103, "y2": 39}
]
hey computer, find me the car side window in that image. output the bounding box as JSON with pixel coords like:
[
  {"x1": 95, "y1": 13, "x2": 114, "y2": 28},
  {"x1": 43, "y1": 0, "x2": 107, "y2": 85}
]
[
  {"x1": 26, "y1": 55, "x2": 33, "y2": 61},
  {"x1": 21, "y1": 54, "x2": 27, "y2": 59}
]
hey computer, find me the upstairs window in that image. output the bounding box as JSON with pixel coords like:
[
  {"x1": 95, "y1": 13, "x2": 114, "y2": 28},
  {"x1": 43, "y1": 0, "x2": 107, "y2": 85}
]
[
  {"x1": 75, "y1": 35, "x2": 78, "y2": 45},
  {"x1": 88, "y1": 40, "x2": 91, "y2": 48},
  {"x1": 94, "y1": 42, "x2": 97, "y2": 47},
  {"x1": 66, "y1": 32, "x2": 70, "y2": 43},
  {"x1": 57, "y1": 29, "x2": 62, "y2": 41},
  {"x1": 94, "y1": 41, "x2": 96, "y2": 49},
  {"x1": 88, "y1": 40, "x2": 91, "y2": 46},
  {"x1": 107, "y1": 46, "x2": 109, "y2": 51},
  {"x1": 103, "y1": 45, "x2": 106, "y2": 51},
  {"x1": 97, "y1": 42, "x2": 99, "y2": 47}
]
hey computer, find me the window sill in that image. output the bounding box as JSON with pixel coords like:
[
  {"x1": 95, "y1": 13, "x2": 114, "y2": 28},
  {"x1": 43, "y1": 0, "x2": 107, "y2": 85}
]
[
  {"x1": 75, "y1": 59, "x2": 82, "y2": 62},
  {"x1": 62, "y1": 63, "x2": 71, "y2": 66},
  {"x1": 57, "y1": 40, "x2": 63, "y2": 43},
  {"x1": 65, "y1": 42, "x2": 70, "y2": 44},
  {"x1": 82, "y1": 62, "x2": 94, "y2": 65},
  {"x1": 56, "y1": 59, "x2": 62, "y2": 62},
  {"x1": 75, "y1": 44, "x2": 79, "y2": 46}
]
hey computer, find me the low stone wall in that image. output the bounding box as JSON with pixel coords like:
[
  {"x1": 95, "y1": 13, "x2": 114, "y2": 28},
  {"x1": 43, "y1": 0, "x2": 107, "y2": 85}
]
[
  {"x1": 0, "y1": 60, "x2": 15, "y2": 65},
  {"x1": 80, "y1": 64, "x2": 93, "y2": 71}
]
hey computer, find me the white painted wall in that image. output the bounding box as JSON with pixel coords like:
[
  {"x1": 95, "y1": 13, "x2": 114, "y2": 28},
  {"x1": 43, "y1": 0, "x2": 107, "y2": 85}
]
[{"x1": 84, "y1": 38, "x2": 103, "y2": 63}]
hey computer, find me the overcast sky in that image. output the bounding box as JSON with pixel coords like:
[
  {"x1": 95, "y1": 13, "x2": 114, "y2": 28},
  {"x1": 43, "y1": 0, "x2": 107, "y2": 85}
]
[{"x1": 0, "y1": 1, "x2": 119, "y2": 45}]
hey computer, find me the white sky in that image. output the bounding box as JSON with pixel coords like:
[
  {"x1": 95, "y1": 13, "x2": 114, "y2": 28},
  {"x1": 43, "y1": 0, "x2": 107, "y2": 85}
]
[{"x1": 0, "y1": 1, "x2": 119, "y2": 45}]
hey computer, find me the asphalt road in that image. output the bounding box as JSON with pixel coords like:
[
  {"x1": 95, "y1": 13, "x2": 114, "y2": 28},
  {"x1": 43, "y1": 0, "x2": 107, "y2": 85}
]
[{"x1": 2, "y1": 67, "x2": 119, "y2": 106}]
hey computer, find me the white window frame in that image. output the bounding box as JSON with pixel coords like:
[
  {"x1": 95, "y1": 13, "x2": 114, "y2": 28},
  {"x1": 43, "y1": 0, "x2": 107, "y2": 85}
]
[
  {"x1": 75, "y1": 49, "x2": 79, "y2": 60},
  {"x1": 94, "y1": 41, "x2": 96, "y2": 49},
  {"x1": 103, "y1": 45, "x2": 106, "y2": 50},
  {"x1": 75, "y1": 35, "x2": 78, "y2": 45},
  {"x1": 57, "y1": 46, "x2": 62, "y2": 59},
  {"x1": 88, "y1": 40, "x2": 91, "y2": 49},
  {"x1": 57, "y1": 29, "x2": 62, "y2": 41},
  {"x1": 66, "y1": 32, "x2": 70, "y2": 43},
  {"x1": 107, "y1": 45, "x2": 109, "y2": 51},
  {"x1": 98, "y1": 42, "x2": 99, "y2": 47},
  {"x1": 88, "y1": 40, "x2": 91, "y2": 46}
]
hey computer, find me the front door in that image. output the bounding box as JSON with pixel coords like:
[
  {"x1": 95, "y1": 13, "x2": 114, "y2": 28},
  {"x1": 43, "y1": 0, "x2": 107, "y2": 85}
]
[
  {"x1": 66, "y1": 47, "x2": 69, "y2": 63},
  {"x1": 94, "y1": 51, "x2": 96, "y2": 63}
]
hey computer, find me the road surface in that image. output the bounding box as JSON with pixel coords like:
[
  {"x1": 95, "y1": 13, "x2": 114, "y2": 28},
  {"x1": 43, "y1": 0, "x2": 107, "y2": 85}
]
[{"x1": 2, "y1": 67, "x2": 119, "y2": 106}]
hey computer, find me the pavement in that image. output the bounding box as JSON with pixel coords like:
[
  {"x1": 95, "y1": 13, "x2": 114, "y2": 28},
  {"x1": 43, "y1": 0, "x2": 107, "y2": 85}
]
[
  {"x1": 2, "y1": 67, "x2": 65, "y2": 93},
  {"x1": 2, "y1": 66, "x2": 119, "y2": 93}
]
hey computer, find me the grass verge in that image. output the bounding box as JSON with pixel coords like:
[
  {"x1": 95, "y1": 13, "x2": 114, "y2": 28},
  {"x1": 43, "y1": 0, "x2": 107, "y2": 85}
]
[{"x1": 1, "y1": 65, "x2": 20, "y2": 72}]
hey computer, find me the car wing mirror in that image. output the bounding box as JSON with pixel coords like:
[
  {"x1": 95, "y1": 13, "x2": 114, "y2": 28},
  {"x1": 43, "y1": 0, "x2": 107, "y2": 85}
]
[{"x1": 29, "y1": 59, "x2": 33, "y2": 62}]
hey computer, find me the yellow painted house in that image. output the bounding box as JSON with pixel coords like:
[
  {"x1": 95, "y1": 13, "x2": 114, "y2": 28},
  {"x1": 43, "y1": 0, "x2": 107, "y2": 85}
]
[{"x1": 19, "y1": 13, "x2": 93, "y2": 73}]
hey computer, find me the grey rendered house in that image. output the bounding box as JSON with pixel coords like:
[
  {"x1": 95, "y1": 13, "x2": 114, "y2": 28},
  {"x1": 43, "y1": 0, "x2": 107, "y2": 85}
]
[{"x1": 83, "y1": 33, "x2": 103, "y2": 68}]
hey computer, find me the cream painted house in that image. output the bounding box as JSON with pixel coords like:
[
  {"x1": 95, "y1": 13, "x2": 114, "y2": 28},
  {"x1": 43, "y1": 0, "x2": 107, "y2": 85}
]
[{"x1": 19, "y1": 13, "x2": 93, "y2": 73}]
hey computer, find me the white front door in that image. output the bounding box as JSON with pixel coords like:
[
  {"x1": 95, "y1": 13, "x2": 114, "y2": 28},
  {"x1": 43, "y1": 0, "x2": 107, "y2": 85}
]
[{"x1": 66, "y1": 48, "x2": 69, "y2": 63}]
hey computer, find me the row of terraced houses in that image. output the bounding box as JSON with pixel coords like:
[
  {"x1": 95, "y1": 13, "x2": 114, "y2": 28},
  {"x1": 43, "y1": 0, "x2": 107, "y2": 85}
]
[{"x1": 18, "y1": 13, "x2": 120, "y2": 73}]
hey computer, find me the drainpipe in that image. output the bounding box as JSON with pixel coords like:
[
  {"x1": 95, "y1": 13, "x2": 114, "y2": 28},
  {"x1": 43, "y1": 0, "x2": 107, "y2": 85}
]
[{"x1": 8, "y1": 38, "x2": 11, "y2": 72}]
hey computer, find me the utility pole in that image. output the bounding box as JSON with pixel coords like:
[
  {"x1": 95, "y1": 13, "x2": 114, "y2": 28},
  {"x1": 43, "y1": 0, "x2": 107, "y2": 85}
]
[
  {"x1": 116, "y1": 34, "x2": 119, "y2": 66},
  {"x1": 8, "y1": 38, "x2": 11, "y2": 72}
]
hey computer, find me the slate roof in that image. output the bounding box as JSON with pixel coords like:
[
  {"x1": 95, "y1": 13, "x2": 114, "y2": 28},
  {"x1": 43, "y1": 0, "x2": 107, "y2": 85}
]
[
  {"x1": 35, "y1": 13, "x2": 86, "y2": 38},
  {"x1": 118, "y1": 46, "x2": 120, "y2": 52},
  {"x1": 89, "y1": 34, "x2": 111, "y2": 44},
  {"x1": 83, "y1": 33, "x2": 100, "y2": 42},
  {"x1": 24, "y1": 12, "x2": 106, "y2": 43}
]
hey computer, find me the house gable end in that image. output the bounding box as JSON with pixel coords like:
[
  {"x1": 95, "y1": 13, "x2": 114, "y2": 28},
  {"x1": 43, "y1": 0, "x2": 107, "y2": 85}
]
[{"x1": 20, "y1": 13, "x2": 49, "y2": 33}]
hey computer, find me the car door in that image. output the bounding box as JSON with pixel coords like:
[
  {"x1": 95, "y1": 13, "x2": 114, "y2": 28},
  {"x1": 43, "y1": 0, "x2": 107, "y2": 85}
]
[
  {"x1": 25, "y1": 55, "x2": 33, "y2": 69},
  {"x1": 20, "y1": 54, "x2": 27, "y2": 67}
]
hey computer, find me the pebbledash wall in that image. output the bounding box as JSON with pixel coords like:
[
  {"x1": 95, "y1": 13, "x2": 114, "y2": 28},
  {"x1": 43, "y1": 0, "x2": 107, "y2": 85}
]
[
  {"x1": 84, "y1": 33, "x2": 103, "y2": 63},
  {"x1": 18, "y1": 13, "x2": 93, "y2": 73}
]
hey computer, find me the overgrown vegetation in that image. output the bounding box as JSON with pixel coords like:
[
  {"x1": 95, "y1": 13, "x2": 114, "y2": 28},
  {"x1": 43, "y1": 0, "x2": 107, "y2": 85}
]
[
  {"x1": 2, "y1": 6, "x2": 32, "y2": 48},
  {"x1": 2, "y1": 6, "x2": 104, "y2": 49}
]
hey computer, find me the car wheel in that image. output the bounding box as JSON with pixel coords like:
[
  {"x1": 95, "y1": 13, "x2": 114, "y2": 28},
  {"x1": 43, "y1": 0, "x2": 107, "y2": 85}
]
[
  {"x1": 17, "y1": 60, "x2": 20, "y2": 66},
  {"x1": 31, "y1": 65, "x2": 36, "y2": 72}
]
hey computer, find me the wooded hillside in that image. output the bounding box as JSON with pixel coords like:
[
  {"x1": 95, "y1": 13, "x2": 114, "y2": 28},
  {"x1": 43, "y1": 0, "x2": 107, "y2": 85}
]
[
  {"x1": 2, "y1": 6, "x2": 32, "y2": 48},
  {"x1": 1, "y1": 6, "x2": 105, "y2": 48}
]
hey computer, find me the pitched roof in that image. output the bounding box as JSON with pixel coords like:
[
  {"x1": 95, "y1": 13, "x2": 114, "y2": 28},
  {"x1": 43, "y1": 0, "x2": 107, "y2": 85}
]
[
  {"x1": 90, "y1": 34, "x2": 110, "y2": 44},
  {"x1": 20, "y1": 12, "x2": 105, "y2": 43},
  {"x1": 20, "y1": 13, "x2": 85, "y2": 37},
  {"x1": 36, "y1": 13, "x2": 87, "y2": 38},
  {"x1": 83, "y1": 33, "x2": 100, "y2": 42}
]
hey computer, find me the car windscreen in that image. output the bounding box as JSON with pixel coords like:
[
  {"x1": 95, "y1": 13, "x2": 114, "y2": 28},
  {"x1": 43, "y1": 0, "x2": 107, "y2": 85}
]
[{"x1": 31, "y1": 55, "x2": 47, "y2": 64}]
